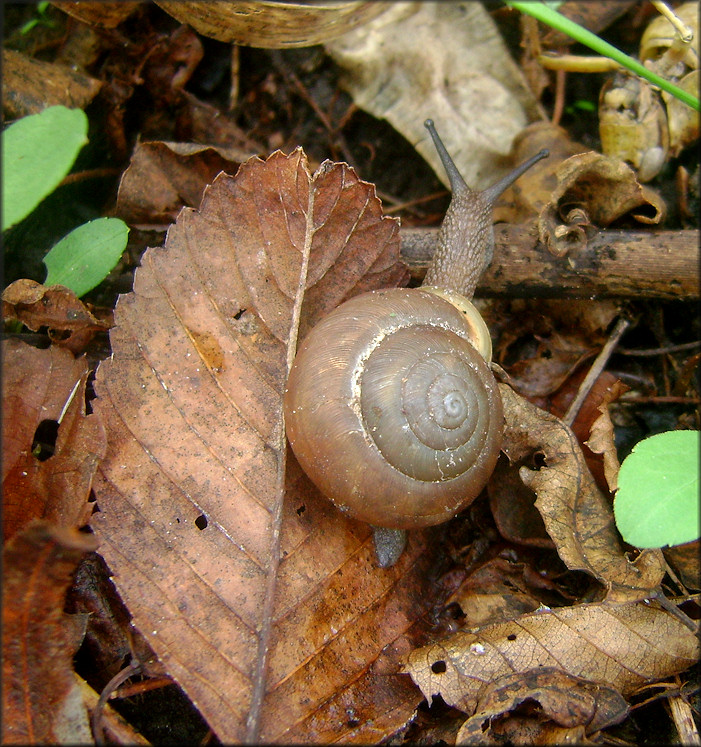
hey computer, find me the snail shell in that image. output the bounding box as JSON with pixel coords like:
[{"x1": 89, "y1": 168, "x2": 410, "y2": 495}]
[{"x1": 283, "y1": 287, "x2": 503, "y2": 530}]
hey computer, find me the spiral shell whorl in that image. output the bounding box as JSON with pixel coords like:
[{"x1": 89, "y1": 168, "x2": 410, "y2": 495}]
[{"x1": 284, "y1": 288, "x2": 503, "y2": 529}]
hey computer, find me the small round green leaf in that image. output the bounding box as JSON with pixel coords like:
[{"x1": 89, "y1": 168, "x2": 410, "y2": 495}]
[
  {"x1": 614, "y1": 430, "x2": 700, "y2": 548},
  {"x1": 2, "y1": 106, "x2": 88, "y2": 232},
  {"x1": 44, "y1": 217, "x2": 129, "y2": 297}
]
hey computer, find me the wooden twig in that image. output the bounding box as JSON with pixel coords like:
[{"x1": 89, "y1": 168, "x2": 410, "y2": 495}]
[{"x1": 400, "y1": 226, "x2": 699, "y2": 299}]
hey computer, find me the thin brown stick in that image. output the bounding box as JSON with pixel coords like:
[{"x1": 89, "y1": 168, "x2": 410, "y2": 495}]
[
  {"x1": 618, "y1": 341, "x2": 701, "y2": 356},
  {"x1": 563, "y1": 317, "x2": 630, "y2": 426},
  {"x1": 400, "y1": 226, "x2": 700, "y2": 299}
]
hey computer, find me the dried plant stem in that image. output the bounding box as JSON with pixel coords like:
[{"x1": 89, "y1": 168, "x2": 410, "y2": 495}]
[{"x1": 563, "y1": 317, "x2": 630, "y2": 426}]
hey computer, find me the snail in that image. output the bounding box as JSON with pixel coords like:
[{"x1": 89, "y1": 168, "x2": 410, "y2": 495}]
[{"x1": 284, "y1": 119, "x2": 548, "y2": 567}]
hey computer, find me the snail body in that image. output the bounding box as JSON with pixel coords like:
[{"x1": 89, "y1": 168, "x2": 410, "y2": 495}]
[{"x1": 284, "y1": 120, "x2": 548, "y2": 566}]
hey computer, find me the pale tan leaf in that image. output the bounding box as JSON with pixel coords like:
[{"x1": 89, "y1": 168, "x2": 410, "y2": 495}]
[
  {"x1": 404, "y1": 601, "x2": 699, "y2": 716},
  {"x1": 325, "y1": 2, "x2": 542, "y2": 193},
  {"x1": 499, "y1": 384, "x2": 665, "y2": 602},
  {"x1": 91, "y1": 149, "x2": 429, "y2": 743}
]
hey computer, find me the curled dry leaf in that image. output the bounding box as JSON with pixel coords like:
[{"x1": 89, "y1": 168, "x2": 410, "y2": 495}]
[
  {"x1": 2, "y1": 522, "x2": 98, "y2": 744},
  {"x1": 2, "y1": 279, "x2": 112, "y2": 354},
  {"x1": 155, "y1": 0, "x2": 390, "y2": 47},
  {"x1": 404, "y1": 601, "x2": 699, "y2": 717},
  {"x1": 2, "y1": 339, "x2": 106, "y2": 542},
  {"x1": 456, "y1": 667, "x2": 629, "y2": 742},
  {"x1": 585, "y1": 379, "x2": 630, "y2": 493},
  {"x1": 492, "y1": 121, "x2": 588, "y2": 224},
  {"x1": 538, "y1": 152, "x2": 666, "y2": 257},
  {"x1": 2, "y1": 48, "x2": 101, "y2": 119},
  {"x1": 116, "y1": 141, "x2": 253, "y2": 227},
  {"x1": 91, "y1": 149, "x2": 437, "y2": 743},
  {"x1": 499, "y1": 384, "x2": 665, "y2": 602}
]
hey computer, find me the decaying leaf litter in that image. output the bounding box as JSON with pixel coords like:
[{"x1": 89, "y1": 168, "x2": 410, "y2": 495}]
[{"x1": 2, "y1": 2, "x2": 699, "y2": 745}]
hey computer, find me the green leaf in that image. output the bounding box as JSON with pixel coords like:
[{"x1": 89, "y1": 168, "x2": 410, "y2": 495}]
[
  {"x1": 2, "y1": 106, "x2": 88, "y2": 232},
  {"x1": 44, "y1": 218, "x2": 129, "y2": 297},
  {"x1": 614, "y1": 430, "x2": 700, "y2": 548}
]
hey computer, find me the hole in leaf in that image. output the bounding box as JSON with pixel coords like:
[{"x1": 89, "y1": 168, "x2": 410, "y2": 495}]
[
  {"x1": 347, "y1": 719, "x2": 360, "y2": 728},
  {"x1": 296, "y1": 504, "x2": 306, "y2": 516},
  {"x1": 32, "y1": 419, "x2": 59, "y2": 460},
  {"x1": 507, "y1": 633, "x2": 517, "y2": 641},
  {"x1": 532, "y1": 451, "x2": 547, "y2": 469},
  {"x1": 195, "y1": 515, "x2": 208, "y2": 530},
  {"x1": 431, "y1": 660, "x2": 447, "y2": 674},
  {"x1": 234, "y1": 308, "x2": 246, "y2": 320}
]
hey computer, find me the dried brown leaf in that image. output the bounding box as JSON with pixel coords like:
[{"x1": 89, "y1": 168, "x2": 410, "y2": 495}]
[
  {"x1": 2, "y1": 48, "x2": 101, "y2": 119},
  {"x1": 2, "y1": 521, "x2": 98, "y2": 744},
  {"x1": 2, "y1": 339, "x2": 106, "y2": 542},
  {"x1": 2, "y1": 279, "x2": 111, "y2": 354},
  {"x1": 51, "y1": 1, "x2": 142, "y2": 28},
  {"x1": 91, "y1": 149, "x2": 430, "y2": 743},
  {"x1": 585, "y1": 379, "x2": 629, "y2": 493},
  {"x1": 448, "y1": 554, "x2": 546, "y2": 629},
  {"x1": 404, "y1": 601, "x2": 699, "y2": 716},
  {"x1": 538, "y1": 152, "x2": 666, "y2": 257},
  {"x1": 664, "y1": 541, "x2": 701, "y2": 592},
  {"x1": 499, "y1": 384, "x2": 665, "y2": 601},
  {"x1": 116, "y1": 141, "x2": 253, "y2": 227},
  {"x1": 456, "y1": 667, "x2": 629, "y2": 742}
]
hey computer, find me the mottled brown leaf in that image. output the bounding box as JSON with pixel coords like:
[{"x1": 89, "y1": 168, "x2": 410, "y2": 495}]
[
  {"x1": 499, "y1": 384, "x2": 665, "y2": 602},
  {"x1": 116, "y1": 141, "x2": 253, "y2": 227},
  {"x1": 447, "y1": 554, "x2": 546, "y2": 629},
  {"x1": 2, "y1": 522, "x2": 97, "y2": 744},
  {"x1": 456, "y1": 667, "x2": 629, "y2": 742},
  {"x1": 51, "y1": 1, "x2": 141, "y2": 28},
  {"x1": 405, "y1": 602, "x2": 699, "y2": 716},
  {"x1": 2, "y1": 48, "x2": 101, "y2": 119},
  {"x1": 91, "y1": 149, "x2": 427, "y2": 743},
  {"x1": 2, "y1": 339, "x2": 106, "y2": 542},
  {"x1": 3, "y1": 279, "x2": 111, "y2": 354}
]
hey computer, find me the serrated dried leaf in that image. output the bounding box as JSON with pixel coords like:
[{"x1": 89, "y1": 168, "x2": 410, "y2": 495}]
[
  {"x1": 2, "y1": 339, "x2": 106, "y2": 542},
  {"x1": 499, "y1": 384, "x2": 665, "y2": 602},
  {"x1": 2, "y1": 522, "x2": 97, "y2": 744},
  {"x1": 91, "y1": 149, "x2": 429, "y2": 743},
  {"x1": 404, "y1": 601, "x2": 699, "y2": 716}
]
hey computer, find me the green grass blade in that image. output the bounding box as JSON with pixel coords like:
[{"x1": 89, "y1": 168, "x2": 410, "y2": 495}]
[{"x1": 507, "y1": 1, "x2": 700, "y2": 111}]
